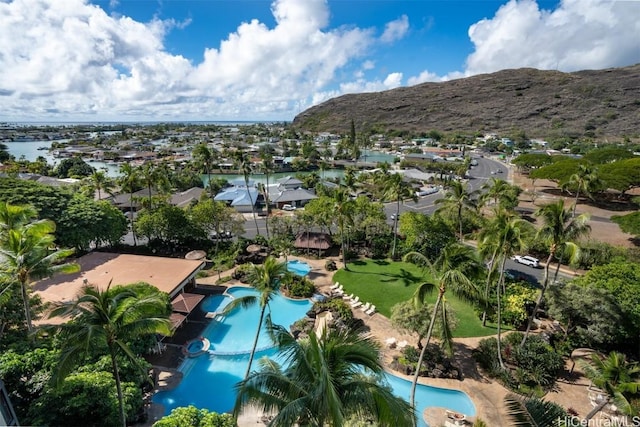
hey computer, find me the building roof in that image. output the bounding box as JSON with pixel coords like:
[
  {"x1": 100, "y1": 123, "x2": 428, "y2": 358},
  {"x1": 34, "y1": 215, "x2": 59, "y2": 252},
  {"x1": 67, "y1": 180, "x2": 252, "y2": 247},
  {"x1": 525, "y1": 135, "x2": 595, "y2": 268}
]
[
  {"x1": 214, "y1": 186, "x2": 258, "y2": 207},
  {"x1": 271, "y1": 188, "x2": 317, "y2": 203},
  {"x1": 294, "y1": 232, "x2": 332, "y2": 250},
  {"x1": 170, "y1": 187, "x2": 206, "y2": 208},
  {"x1": 33, "y1": 252, "x2": 205, "y2": 309},
  {"x1": 276, "y1": 176, "x2": 303, "y2": 187}
]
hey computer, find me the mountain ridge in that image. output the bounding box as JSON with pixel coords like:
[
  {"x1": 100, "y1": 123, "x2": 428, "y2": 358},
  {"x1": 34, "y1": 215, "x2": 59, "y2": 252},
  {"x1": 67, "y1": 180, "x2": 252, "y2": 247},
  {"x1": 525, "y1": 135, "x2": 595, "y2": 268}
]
[{"x1": 292, "y1": 65, "x2": 640, "y2": 138}]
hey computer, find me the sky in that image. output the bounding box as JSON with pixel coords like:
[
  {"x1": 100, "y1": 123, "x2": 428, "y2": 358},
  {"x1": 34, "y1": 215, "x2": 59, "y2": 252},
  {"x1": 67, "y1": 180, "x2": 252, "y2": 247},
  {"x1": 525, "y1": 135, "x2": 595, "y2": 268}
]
[{"x1": 1, "y1": 0, "x2": 639, "y2": 123}]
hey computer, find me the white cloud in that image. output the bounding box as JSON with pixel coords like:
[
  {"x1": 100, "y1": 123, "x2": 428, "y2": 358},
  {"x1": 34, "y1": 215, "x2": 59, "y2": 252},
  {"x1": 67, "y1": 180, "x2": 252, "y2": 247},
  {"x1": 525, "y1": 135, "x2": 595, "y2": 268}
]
[
  {"x1": 380, "y1": 14, "x2": 409, "y2": 43},
  {"x1": 465, "y1": 0, "x2": 640, "y2": 75},
  {"x1": 362, "y1": 60, "x2": 375, "y2": 70},
  {"x1": 0, "y1": 0, "x2": 377, "y2": 121}
]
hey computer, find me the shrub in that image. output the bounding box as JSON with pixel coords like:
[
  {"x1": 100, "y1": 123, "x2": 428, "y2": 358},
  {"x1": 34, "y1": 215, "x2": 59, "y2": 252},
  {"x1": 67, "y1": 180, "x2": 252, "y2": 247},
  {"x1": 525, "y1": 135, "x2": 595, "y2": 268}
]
[
  {"x1": 315, "y1": 298, "x2": 354, "y2": 322},
  {"x1": 153, "y1": 405, "x2": 235, "y2": 427},
  {"x1": 325, "y1": 260, "x2": 337, "y2": 271},
  {"x1": 286, "y1": 277, "x2": 316, "y2": 298},
  {"x1": 231, "y1": 263, "x2": 252, "y2": 282}
]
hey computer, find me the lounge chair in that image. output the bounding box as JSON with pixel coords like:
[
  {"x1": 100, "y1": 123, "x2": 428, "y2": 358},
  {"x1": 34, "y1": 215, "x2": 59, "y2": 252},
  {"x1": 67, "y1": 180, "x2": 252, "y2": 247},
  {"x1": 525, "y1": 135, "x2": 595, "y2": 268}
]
[
  {"x1": 365, "y1": 304, "x2": 376, "y2": 315},
  {"x1": 385, "y1": 337, "x2": 397, "y2": 348},
  {"x1": 330, "y1": 282, "x2": 341, "y2": 290},
  {"x1": 397, "y1": 340, "x2": 408, "y2": 349},
  {"x1": 350, "y1": 296, "x2": 360, "y2": 306},
  {"x1": 351, "y1": 300, "x2": 362, "y2": 308},
  {"x1": 333, "y1": 288, "x2": 344, "y2": 296},
  {"x1": 343, "y1": 293, "x2": 354, "y2": 301},
  {"x1": 360, "y1": 302, "x2": 371, "y2": 312}
]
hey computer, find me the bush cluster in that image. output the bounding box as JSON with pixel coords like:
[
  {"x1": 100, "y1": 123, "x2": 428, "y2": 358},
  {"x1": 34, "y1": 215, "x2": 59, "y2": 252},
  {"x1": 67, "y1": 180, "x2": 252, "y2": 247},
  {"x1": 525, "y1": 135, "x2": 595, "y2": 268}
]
[{"x1": 473, "y1": 333, "x2": 564, "y2": 394}]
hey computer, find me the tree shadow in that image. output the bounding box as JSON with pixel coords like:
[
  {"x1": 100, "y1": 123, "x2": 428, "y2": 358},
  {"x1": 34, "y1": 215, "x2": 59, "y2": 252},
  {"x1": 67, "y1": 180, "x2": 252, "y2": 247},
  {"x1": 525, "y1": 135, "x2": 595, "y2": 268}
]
[
  {"x1": 379, "y1": 268, "x2": 423, "y2": 287},
  {"x1": 373, "y1": 259, "x2": 390, "y2": 266}
]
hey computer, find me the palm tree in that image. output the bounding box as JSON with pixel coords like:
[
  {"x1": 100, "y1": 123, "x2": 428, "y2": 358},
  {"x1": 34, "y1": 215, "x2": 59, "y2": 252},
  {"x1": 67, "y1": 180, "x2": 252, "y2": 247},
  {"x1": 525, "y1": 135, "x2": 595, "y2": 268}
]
[
  {"x1": 580, "y1": 352, "x2": 640, "y2": 420},
  {"x1": 561, "y1": 164, "x2": 601, "y2": 218},
  {"x1": 0, "y1": 201, "x2": 38, "y2": 232},
  {"x1": 0, "y1": 213, "x2": 79, "y2": 333},
  {"x1": 224, "y1": 256, "x2": 287, "y2": 381},
  {"x1": 480, "y1": 178, "x2": 521, "y2": 211},
  {"x1": 404, "y1": 243, "x2": 482, "y2": 409},
  {"x1": 383, "y1": 173, "x2": 418, "y2": 259},
  {"x1": 478, "y1": 209, "x2": 529, "y2": 368},
  {"x1": 334, "y1": 189, "x2": 354, "y2": 270},
  {"x1": 234, "y1": 149, "x2": 261, "y2": 235},
  {"x1": 49, "y1": 284, "x2": 172, "y2": 427},
  {"x1": 139, "y1": 162, "x2": 169, "y2": 210},
  {"x1": 435, "y1": 180, "x2": 479, "y2": 242},
  {"x1": 86, "y1": 170, "x2": 115, "y2": 200},
  {"x1": 521, "y1": 200, "x2": 590, "y2": 346},
  {"x1": 260, "y1": 152, "x2": 275, "y2": 240},
  {"x1": 193, "y1": 143, "x2": 215, "y2": 196},
  {"x1": 505, "y1": 393, "x2": 567, "y2": 426},
  {"x1": 234, "y1": 322, "x2": 415, "y2": 427},
  {"x1": 118, "y1": 163, "x2": 140, "y2": 246}
]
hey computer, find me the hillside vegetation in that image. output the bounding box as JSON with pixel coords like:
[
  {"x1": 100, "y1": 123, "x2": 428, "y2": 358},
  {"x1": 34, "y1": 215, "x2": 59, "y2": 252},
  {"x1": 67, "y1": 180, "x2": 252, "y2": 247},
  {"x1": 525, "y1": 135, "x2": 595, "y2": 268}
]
[{"x1": 293, "y1": 65, "x2": 640, "y2": 138}]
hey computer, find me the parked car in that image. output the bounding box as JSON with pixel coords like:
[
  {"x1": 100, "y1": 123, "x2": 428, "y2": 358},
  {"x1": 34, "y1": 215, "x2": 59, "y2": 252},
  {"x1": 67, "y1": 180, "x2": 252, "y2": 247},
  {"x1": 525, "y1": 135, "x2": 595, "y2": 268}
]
[
  {"x1": 512, "y1": 255, "x2": 540, "y2": 268},
  {"x1": 282, "y1": 204, "x2": 296, "y2": 211}
]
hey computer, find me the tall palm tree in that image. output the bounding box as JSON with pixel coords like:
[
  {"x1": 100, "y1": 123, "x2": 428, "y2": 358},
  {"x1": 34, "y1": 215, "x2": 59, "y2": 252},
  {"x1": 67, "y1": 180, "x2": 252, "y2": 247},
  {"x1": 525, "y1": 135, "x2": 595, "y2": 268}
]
[
  {"x1": 118, "y1": 163, "x2": 140, "y2": 246},
  {"x1": 0, "y1": 201, "x2": 38, "y2": 232},
  {"x1": 139, "y1": 162, "x2": 170, "y2": 210},
  {"x1": 225, "y1": 256, "x2": 287, "y2": 381},
  {"x1": 383, "y1": 173, "x2": 418, "y2": 259},
  {"x1": 521, "y1": 200, "x2": 590, "y2": 346},
  {"x1": 561, "y1": 164, "x2": 601, "y2": 218},
  {"x1": 234, "y1": 322, "x2": 415, "y2": 427},
  {"x1": 334, "y1": 189, "x2": 354, "y2": 270},
  {"x1": 0, "y1": 213, "x2": 79, "y2": 333},
  {"x1": 86, "y1": 170, "x2": 115, "y2": 200},
  {"x1": 580, "y1": 351, "x2": 640, "y2": 420},
  {"x1": 49, "y1": 284, "x2": 172, "y2": 427},
  {"x1": 234, "y1": 149, "x2": 261, "y2": 235},
  {"x1": 404, "y1": 243, "x2": 482, "y2": 409},
  {"x1": 260, "y1": 152, "x2": 275, "y2": 240},
  {"x1": 480, "y1": 178, "x2": 521, "y2": 211},
  {"x1": 193, "y1": 143, "x2": 215, "y2": 196},
  {"x1": 478, "y1": 209, "x2": 529, "y2": 368},
  {"x1": 435, "y1": 180, "x2": 479, "y2": 242}
]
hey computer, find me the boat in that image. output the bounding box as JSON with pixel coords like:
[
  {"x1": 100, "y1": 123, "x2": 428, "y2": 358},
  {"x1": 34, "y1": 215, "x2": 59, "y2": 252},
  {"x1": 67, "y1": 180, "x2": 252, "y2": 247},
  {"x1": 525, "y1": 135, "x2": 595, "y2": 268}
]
[{"x1": 37, "y1": 146, "x2": 48, "y2": 150}]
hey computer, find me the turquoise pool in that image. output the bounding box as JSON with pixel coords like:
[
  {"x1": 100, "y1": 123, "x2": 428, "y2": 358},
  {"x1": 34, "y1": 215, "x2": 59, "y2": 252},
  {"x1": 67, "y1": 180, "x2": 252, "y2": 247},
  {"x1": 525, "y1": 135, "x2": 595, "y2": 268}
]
[
  {"x1": 286, "y1": 259, "x2": 312, "y2": 276},
  {"x1": 153, "y1": 286, "x2": 476, "y2": 424}
]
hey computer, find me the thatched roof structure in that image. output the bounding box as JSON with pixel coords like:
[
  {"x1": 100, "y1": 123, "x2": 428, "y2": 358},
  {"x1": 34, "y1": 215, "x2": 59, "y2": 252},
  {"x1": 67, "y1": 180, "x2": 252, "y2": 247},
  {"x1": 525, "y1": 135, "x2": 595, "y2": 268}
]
[{"x1": 294, "y1": 232, "x2": 332, "y2": 251}]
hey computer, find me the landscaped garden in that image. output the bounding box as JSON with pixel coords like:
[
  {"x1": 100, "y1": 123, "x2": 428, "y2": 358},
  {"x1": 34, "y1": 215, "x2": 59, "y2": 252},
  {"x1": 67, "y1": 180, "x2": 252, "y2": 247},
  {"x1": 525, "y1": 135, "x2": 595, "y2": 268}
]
[{"x1": 333, "y1": 258, "x2": 499, "y2": 338}]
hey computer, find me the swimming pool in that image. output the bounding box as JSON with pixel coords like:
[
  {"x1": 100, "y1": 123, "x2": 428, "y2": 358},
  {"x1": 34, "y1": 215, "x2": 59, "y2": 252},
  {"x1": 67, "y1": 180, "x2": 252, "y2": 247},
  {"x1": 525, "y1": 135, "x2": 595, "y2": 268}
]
[
  {"x1": 153, "y1": 286, "x2": 476, "y2": 424},
  {"x1": 286, "y1": 259, "x2": 312, "y2": 276},
  {"x1": 200, "y1": 294, "x2": 232, "y2": 313}
]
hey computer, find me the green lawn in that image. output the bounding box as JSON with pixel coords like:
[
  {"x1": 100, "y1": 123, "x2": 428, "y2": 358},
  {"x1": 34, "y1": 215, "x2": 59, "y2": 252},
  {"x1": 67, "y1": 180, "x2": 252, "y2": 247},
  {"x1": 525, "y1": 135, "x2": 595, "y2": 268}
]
[{"x1": 332, "y1": 258, "x2": 499, "y2": 338}]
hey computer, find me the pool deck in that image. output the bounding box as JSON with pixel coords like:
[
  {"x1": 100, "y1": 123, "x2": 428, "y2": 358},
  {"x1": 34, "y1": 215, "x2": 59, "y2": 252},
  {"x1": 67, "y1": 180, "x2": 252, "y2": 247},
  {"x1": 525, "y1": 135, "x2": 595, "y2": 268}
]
[{"x1": 145, "y1": 256, "x2": 597, "y2": 427}]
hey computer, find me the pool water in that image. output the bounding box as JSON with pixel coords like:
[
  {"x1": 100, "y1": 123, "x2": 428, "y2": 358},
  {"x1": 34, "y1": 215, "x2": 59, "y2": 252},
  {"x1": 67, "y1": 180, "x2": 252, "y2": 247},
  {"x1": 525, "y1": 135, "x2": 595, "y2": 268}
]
[
  {"x1": 187, "y1": 341, "x2": 205, "y2": 352},
  {"x1": 153, "y1": 286, "x2": 476, "y2": 424},
  {"x1": 286, "y1": 259, "x2": 312, "y2": 276},
  {"x1": 200, "y1": 294, "x2": 232, "y2": 313}
]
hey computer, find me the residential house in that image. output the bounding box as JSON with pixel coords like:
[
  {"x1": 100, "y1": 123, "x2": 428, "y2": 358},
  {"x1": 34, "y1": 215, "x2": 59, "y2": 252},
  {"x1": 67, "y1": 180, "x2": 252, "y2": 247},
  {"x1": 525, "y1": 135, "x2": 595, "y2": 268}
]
[
  {"x1": 214, "y1": 178, "x2": 260, "y2": 213},
  {"x1": 267, "y1": 176, "x2": 317, "y2": 209}
]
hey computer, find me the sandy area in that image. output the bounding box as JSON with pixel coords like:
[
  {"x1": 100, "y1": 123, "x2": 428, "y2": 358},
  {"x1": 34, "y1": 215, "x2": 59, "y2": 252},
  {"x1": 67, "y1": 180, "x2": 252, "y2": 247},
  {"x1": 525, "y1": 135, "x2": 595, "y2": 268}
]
[{"x1": 512, "y1": 171, "x2": 637, "y2": 249}]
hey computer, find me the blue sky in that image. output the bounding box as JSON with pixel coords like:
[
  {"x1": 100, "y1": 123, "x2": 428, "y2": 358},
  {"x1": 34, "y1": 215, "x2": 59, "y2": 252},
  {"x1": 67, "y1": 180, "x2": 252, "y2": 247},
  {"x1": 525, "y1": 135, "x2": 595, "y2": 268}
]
[{"x1": 1, "y1": 0, "x2": 638, "y2": 122}]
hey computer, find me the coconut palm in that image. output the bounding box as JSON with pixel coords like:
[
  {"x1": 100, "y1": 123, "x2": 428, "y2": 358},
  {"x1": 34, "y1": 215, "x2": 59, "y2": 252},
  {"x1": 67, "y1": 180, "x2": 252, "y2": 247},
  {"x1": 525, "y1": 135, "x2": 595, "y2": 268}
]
[
  {"x1": 193, "y1": 143, "x2": 216, "y2": 196},
  {"x1": 139, "y1": 162, "x2": 170, "y2": 210},
  {"x1": 260, "y1": 152, "x2": 275, "y2": 240},
  {"x1": 224, "y1": 256, "x2": 287, "y2": 381},
  {"x1": 404, "y1": 243, "x2": 482, "y2": 408},
  {"x1": 580, "y1": 351, "x2": 640, "y2": 420},
  {"x1": 521, "y1": 200, "x2": 590, "y2": 346},
  {"x1": 334, "y1": 189, "x2": 354, "y2": 270},
  {"x1": 0, "y1": 213, "x2": 79, "y2": 333},
  {"x1": 480, "y1": 178, "x2": 521, "y2": 211},
  {"x1": 561, "y1": 164, "x2": 601, "y2": 218},
  {"x1": 86, "y1": 170, "x2": 115, "y2": 200},
  {"x1": 49, "y1": 284, "x2": 172, "y2": 427},
  {"x1": 118, "y1": 163, "x2": 140, "y2": 246},
  {"x1": 478, "y1": 209, "x2": 529, "y2": 368},
  {"x1": 234, "y1": 322, "x2": 415, "y2": 427},
  {"x1": 505, "y1": 393, "x2": 567, "y2": 426},
  {"x1": 234, "y1": 149, "x2": 261, "y2": 235},
  {"x1": 435, "y1": 180, "x2": 479, "y2": 242},
  {"x1": 383, "y1": 173, "x2": 418, "y2": 259}
]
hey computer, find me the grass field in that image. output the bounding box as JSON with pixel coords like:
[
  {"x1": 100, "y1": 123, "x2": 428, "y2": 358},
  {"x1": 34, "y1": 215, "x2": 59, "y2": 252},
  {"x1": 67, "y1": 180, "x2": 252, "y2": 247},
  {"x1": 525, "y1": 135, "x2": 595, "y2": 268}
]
[{"x1": 332, "y1": 258, "x2": 500, "y2": 338}]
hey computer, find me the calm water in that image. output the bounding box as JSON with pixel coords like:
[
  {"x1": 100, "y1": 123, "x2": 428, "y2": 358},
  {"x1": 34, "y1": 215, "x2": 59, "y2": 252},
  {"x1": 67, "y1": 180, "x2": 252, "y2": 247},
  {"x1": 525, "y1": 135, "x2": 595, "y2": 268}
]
[
  {"x1": 286, "y1": 260, "x2": 312, "y2": 276},
  {"x1": 152, "y1": 286, "x2": 476, "y2": 425}
]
